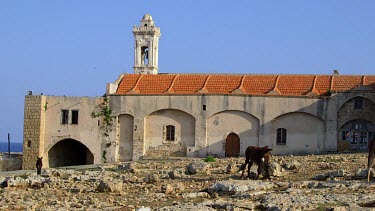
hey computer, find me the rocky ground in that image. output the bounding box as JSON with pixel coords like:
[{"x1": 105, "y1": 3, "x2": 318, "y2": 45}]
[{"x1": 1, "y1": 153, "x2": 375, "y2": 210}]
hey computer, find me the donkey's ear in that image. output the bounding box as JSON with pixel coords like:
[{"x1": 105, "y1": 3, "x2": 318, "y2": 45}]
[
  {"x1": 41, "y1": 157, "x2": 43, "y2": 159},
  {"x1": 262, "y1": 148, "x2": 272, "y2": 153}
]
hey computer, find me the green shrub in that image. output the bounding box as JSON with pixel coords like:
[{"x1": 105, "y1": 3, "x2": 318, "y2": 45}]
[{"x1": 204, "y1": 155, "x2": 216, "y2": 162}]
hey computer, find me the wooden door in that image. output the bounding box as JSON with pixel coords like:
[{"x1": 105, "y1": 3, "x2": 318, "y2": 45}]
[{"x1": 225, "y1": 133, "x2": 240, "y2": 157}]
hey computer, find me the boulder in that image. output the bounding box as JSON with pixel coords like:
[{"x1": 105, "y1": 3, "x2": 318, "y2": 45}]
[
  {"x1": 262, "y1": 161, "x2": 285, "y2": 177},
  {"x1": 143, "y1": 174, "x2": 160, "y2": 183},
  {"x1": 226, "y1": 164, "x2": 241, "y2": 174},
  {"x1": 168, "y1": 169, "x2": 184, "y2": 179},
  {"x1": 282, "y1": 160, "x2": 301, "y2": 170},
  {"x1": 208, "y1": 180, "x2": 275, "y2": 194},
  {"x1": 355, "y1": 168, "x2": 374, "y2": 179},
  {"x1": 313, "y1": 170, "x2": 346, "y2": 180},
  {"x1": 96, "y1": 180, "x2": 123, "y2": 193},
  {"x1": 186, "y1": 160, "x2": 210, "y2": 175},
  {"x1": 161, "y1": 184, "x2": 174, "y2": 194}
]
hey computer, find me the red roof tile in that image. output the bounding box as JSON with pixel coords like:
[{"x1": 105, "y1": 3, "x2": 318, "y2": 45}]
[
  {"x1": 172, "y1": 75, "x2": 208, "y2": 94},
  {"x1": 205, "y1": 75, "x2": 242, "y2": 94},
  {"x1": 242, "y1": 75, "x2": 278, "y2": 94},
  {"x1": 332, "y1": 76, "x2": 362, "y2": 91},
  {"x1": 315, "y1": 75, "x2": 332, "y2": 95},
  {"x1": 115, "y1": 74, "x2": 375, "y2": 96},
  {"x1": 137, "y1": 75, "x2": 176, "y2": 94},
  {"x1": 116, "y1": 74, "x2": 141, "y2": 94},
  {"x1": 364, "y1": 76, "x2": 375, "y2": 89},
  {"x1": 278, "y1": 75, "x2": 315, "y2": 95}
]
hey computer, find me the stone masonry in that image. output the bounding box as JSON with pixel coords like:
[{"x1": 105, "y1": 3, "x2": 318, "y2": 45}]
[{"x1": 22, "y1": 95, "x2": 45, "y2": 170}]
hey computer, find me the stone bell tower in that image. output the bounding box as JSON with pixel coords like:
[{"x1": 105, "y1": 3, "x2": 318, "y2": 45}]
[{"x1": 133, "y1": 14, "x2": 161, "y2": 74}]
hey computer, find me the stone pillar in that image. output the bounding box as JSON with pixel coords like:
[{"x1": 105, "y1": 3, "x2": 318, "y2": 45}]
[
  {"x1": 132, "y1": 118, "x2": 145, "y2": 160},
  {"x1": 22, "y1": 95, "x2": 46, "y2": 170},
  {"x1": 325, "y1": 94, "x2": 339, "y2": 152}
]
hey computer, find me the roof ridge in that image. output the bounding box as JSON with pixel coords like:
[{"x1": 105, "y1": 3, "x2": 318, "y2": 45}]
[
  {"x1": 126, "y1": 74, "x2": 143, "y2": 94},
  {"x1": 165, "y1": 75, "x2": 179, "y2": 93},
  {"x1": 266, "y1": 75, "x2": 281, "y2": 95},
  {"x1": 196, "y1": 75, "x2": 211, "y2": 93}
]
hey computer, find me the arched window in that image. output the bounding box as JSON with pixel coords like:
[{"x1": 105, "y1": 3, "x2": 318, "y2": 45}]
[
  {"x1": 165, "y1": 125, "x2": 175, "y2": 141},
  {"x1": 276, "y1": 128, "x2": 287, "y2": 145}
]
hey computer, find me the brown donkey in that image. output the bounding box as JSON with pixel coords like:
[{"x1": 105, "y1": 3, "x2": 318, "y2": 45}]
[
  {"x1": 36, "y1": 157, "x2": 43, "y2": 175},
  {"x1": 241, "y1": 146, "x2": 272, "y2": 180},
  {"x1": 367, "y1": 138, "x2": 375, "y2": 182}
]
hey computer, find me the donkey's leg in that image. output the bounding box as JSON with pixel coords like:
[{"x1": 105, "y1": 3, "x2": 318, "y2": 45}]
[
  {"x1": 241, "y1": 160, "x2": 248, "y2": 179},
  {"x1": 256, "y1": 162, "x2": 262, "y2": 180},
  {"x1": 265, "y1": 163, "x2": 271, "y2": 180},
  {"x1": 368, "y1": 154, "x2": 374, "y2": 182},
  {"x1": 248, "y1": 162, "x2": 253, "y2": 179}
]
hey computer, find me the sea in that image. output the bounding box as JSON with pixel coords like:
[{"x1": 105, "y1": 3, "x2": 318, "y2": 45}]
[{"x1": 0, "y1": 142, "x2": 23, "y2": 153}]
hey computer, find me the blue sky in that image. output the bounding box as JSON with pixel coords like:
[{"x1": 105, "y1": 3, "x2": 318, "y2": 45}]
[{"x1": 1, "y1": 1, "x2": 375, "y2": 143}]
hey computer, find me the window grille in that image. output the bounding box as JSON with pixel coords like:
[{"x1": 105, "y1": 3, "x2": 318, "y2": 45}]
[{"x1": 276, "y1": 128, "x2": 287, "y2": 145}]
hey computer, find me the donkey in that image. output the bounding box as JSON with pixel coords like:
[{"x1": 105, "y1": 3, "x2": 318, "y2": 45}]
[
  {"x1": 241, "y1": 146, "x2": 272, "y2": 180},
  {"x1": 367, "y1": 138, "x2": 375, "y2": 182},
  {"x1": 36, "y1": 157, "x2": 43, "y2": 175}
]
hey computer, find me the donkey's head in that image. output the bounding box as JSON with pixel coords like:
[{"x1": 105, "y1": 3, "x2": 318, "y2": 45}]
[{"x1": 261, "y1": 146, "x2": 273, "y2": 163}]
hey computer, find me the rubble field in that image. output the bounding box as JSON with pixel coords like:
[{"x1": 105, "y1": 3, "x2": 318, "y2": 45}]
[{"x1": 1, "y1": 153, "x2": 375, "y2": 210}]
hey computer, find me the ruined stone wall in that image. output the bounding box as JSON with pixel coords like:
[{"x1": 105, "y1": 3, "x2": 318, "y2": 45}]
[{"x1": 22, "y1": 95, "x2": 45, "y2": 170}]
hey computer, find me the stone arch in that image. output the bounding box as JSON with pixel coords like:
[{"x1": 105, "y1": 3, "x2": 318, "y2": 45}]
[
  {"x1": 338, "y1": 96, "x2": 375, "y2": 130},
  {"x1": 272, "y1": 112, "x2": 325, "y2": 155},
  {"x1": 338, "y1": 96, "x2": 375, "y2": 111},
  {"x1": 48, "y1": 138, "x2": 94, "y2": 168},
  {"x1": 118, "y1": 114, "x2": 134, "y2": 162},
  {"x1": 207, "y1": 110, "x2": 259, "y2": 157},
  {"x1": 338, "y1": 119, "x2": 375, "y2": 152},
  {"x1": 144, "y1": 109, "x2": 195, "y2": 157}
]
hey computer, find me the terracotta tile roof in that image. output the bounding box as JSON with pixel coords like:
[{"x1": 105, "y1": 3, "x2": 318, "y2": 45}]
[
  {"x1": 137, "y1": 75, "x2": 176, "y2": 94},
  {"x1": 204, "y1": 75, "x2": 242, "y2": 94},
  {"x1": 315, "y1": 76, "x2": 332, "y2": 95},
  {"x1": 364, "y1": 76, "x2": 375, "y2": 89},
  {"x1": 242, "y1": 75, "x2": 278, "y2": 94},
  {"x1": 332, "y1": 75, "x2": 362, "y2": 91},
  {"x1": 172, "y1": 75, "x2": 208, "y2": 94},
  {"x1": 116, "y1": 74, "x2": 141, "y2": 94},
  {"x1": 278, "y1": 75, "x2": 315, "y2": 96},
  {"x1": 115, "y1": 74, "x2": 375, "y2": 97}
]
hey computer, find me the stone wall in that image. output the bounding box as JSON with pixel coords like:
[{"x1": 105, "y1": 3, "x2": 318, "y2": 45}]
[{"x1": 0, "y1": 155, "x2": 22, "y2": 171}]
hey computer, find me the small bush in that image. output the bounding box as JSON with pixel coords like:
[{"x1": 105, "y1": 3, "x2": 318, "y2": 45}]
[{"x1": 204, "y1": 155, "x2": 216, "y2": 162}]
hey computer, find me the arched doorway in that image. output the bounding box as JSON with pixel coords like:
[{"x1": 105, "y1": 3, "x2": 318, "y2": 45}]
[
  {"x1": 207, "y1": 110, "x2": 259, "y2": 157},
  {"x1": 48, "y1": 139, "x2": 94, "y2": 168},
  {"x1": 225, "y1": 133, "x2": 240, "y2": 157},
  {"x1": 339, "y1": 119, "x2": 375, "y2": 151}
]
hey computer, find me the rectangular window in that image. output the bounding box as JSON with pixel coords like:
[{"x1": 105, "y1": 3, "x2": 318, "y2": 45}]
[
  {"x1": 276, "y1": 128, "x2": 287, "y2": 145},
  {"x1": 27, "y1": 141, "x2": 31, "y2": 147},
  {"x1": 354, "y1": 97, "x2": 363, "y2": 109},
  {"x1": 202, "y1": 105, "x2": 206, "y2": 111},
  {"x1": 165, "y1": 125, "x2": 175, "y2": 141},
  {"x1": 61, "y1": 110, "x2": 69, "y2": 124},
  {"x1": 72, "y1": 110, "x2": 79, "y2": 125}
]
